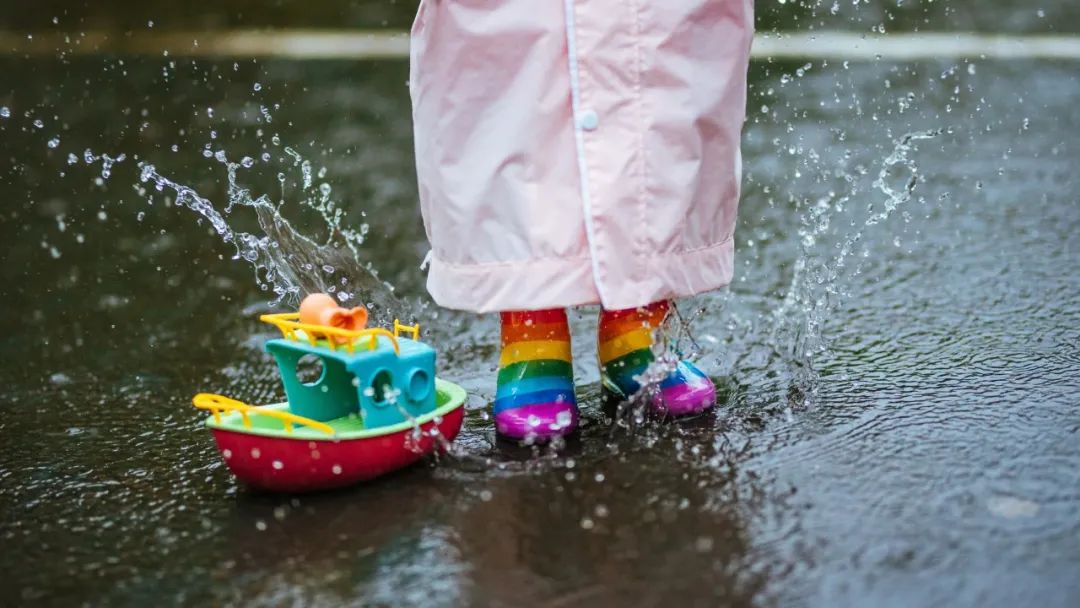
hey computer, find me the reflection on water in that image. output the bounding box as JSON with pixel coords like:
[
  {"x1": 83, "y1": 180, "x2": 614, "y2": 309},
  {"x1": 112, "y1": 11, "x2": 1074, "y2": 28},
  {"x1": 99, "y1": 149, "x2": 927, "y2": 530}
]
[{"x1": 1, "y1": 48, "x2": 1079, "y2": 607}]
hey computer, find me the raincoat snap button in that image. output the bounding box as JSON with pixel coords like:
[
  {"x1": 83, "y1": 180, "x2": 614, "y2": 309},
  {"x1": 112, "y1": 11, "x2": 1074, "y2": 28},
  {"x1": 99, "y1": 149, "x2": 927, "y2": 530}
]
[{"x1": 578, "y1": 110, "x2": 599, "y2": 131}]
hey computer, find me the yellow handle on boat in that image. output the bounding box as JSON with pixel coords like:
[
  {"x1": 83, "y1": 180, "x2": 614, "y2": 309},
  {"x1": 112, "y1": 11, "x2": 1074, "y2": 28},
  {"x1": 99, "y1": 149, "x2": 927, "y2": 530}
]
[
  {"x1": 192, "y1": 393, "x2": 335, "y2": 436},
  {"x1": 260, "y1": 312, "x2": 401, "y2": 354}
]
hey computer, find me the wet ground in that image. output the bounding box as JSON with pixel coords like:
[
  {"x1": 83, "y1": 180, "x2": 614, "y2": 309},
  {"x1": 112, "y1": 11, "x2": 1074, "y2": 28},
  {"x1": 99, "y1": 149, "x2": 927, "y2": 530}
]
[{"x1": 2, "y1": 5, "x2": 1080, "y2": 607}]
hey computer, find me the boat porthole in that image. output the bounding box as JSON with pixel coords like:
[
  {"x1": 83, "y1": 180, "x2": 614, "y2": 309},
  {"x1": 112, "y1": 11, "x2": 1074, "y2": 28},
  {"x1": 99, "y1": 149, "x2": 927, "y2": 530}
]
[
  {"x1": 407, "y1": 368, "x2": 431, "y2": 402},
  {"x1": 295, "y1": 354, "x2": 326, "y2": 387},
  {"x1": 370, "y1": 369, "x2": 393, "y2": 405}
]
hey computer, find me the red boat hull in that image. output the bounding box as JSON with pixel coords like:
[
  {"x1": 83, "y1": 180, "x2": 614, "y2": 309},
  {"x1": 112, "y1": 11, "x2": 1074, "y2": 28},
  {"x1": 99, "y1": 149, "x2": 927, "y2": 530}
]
[{"x1": 210, "y1": 406, "x2": 465, "y2": 492}]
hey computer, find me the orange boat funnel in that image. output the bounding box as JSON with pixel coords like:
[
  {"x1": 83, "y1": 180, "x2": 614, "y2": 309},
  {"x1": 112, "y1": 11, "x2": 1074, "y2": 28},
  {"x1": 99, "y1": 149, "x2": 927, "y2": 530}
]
[{"x1": 299, "y1": 293, "x2": 368, "y2": 342}]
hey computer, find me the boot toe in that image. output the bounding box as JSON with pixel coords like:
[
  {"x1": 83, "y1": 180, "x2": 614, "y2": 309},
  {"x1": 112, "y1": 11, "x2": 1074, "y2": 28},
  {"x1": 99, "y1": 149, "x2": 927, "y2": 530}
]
[
  {"x1": 655, "y1": 361, "x2": 716, "y2": 417},
  {"x1": 495, "y1": 401, "x2": 579, "y2": 440}
]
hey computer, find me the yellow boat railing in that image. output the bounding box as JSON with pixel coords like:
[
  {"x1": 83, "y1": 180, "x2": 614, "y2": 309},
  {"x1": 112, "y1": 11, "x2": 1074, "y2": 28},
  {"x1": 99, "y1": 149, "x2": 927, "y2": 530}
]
[
  {"x1": 260, "y1": 312, "x2": 403, "y2": 355},
  {"x1": 393, "y1": 319, "x2": 421, "y2": 340},
  {"x1": 192, "y1": 393, "x2": 336, "y2": 436}
]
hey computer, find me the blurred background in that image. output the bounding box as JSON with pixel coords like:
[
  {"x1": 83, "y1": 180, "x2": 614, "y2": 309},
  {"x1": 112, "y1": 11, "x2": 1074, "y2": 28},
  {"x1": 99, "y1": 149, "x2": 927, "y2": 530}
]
[
  {"x1": 4, "y1": 0, "x2": 1080, "y2": 31},
  {"x1": 1, "y1": 2, "x2": 1078, "y2": 607}
]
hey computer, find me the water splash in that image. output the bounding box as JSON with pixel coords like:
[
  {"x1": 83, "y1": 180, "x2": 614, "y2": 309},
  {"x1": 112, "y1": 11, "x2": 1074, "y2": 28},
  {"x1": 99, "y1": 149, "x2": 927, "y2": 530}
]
[
  {"x1": 772, "y1": 128, "x2": 942, "y2": 369},
  {"x1": 134, "y1": 145, "x2": 402, "y2": 323},
  {"x1": 609, "y1": 129, "x2": 943, "y2": 420},
  {"x1": 10, "y1": 88, "x2": 407, "y2": 323}
]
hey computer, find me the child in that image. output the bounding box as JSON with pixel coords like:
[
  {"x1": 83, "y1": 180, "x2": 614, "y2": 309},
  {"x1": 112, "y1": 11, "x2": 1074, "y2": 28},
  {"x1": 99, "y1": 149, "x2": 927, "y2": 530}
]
[{"x1": 409, "y1": 0, "x2": 754, "y2": 440}]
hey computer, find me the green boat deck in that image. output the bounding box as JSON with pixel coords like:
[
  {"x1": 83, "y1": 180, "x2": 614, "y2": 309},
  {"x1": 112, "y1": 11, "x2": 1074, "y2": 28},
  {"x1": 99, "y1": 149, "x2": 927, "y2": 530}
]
[{"x1": 204, "y1": 379, "x2": 467, "y2": 440}]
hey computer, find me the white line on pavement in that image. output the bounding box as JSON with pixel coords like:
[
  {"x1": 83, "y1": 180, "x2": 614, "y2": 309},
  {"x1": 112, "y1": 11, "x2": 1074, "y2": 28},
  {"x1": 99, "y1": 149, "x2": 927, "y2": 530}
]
[{"x1": 3, "y1": 30, "x2": 1079, "y2": 61}]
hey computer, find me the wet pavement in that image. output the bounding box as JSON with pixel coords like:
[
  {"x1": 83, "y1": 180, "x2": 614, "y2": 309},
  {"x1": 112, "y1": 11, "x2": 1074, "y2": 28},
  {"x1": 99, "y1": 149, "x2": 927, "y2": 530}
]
[{"x1": 2, "y1": 6, "x2": 1080, "y2": 607}]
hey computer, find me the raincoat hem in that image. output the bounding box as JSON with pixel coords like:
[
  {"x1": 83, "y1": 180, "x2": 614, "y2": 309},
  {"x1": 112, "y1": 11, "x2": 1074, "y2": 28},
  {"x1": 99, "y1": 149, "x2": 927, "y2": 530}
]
[
  {"x1": 427, "y1": 254, "x2": 600, "y2": 314},
  {"x1": 609, "y1": 236, "x2": 735, "y2": 311},
  {"x1": 425, "y1": 236, "x2": 733, "y2": 314}
]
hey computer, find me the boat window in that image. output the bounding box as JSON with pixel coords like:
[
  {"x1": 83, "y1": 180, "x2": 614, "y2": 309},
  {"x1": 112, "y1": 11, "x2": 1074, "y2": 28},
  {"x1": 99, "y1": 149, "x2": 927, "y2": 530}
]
[
  {"x1": 407, "y1": 368, "x2": 431, "y2": 402},
  {"x1": 371, "y1": 370, "x2": 394, "y2": 403},
  {"x1": 295, "y1": 354, "x2": 325, "y2": 386}
]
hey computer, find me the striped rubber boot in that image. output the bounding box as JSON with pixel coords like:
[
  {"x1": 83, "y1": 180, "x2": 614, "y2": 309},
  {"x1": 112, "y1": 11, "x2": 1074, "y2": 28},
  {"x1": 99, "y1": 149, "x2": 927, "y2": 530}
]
[
  {"x1": 494, "y1": 309, "x2": 579, "y2": 440},
  {"x1": 598, "y1": 301, "x2": 716, "y2": 416}
]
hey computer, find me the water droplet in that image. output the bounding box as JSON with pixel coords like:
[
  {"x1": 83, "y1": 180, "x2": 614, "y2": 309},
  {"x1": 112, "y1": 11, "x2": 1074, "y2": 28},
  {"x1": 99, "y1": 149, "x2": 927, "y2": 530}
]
[
  {"x1": 253, "y1": 82, "x2": 262, "y2": 91},
  {"x1": 33, "y1": 119, "x2": 44, "y2": 128},
  {"x1": 0, "y1": 107, "x2": 10, "y2": 118},
  {"x1": 47, "y1": 137, "x2": 60, "y2": 149},
  {"x1": 240, "y1": 156, "x2": 255, "y2": 168},
  {"x1": 555, "y1": 410, "x2": 573, "y2": 427}
]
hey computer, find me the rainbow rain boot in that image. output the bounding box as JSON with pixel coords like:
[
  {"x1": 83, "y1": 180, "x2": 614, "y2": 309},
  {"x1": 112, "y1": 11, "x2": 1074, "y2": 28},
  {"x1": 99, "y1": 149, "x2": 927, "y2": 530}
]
[
  {"x1": 494, "y1": 309, "x2": 579, "y2": 440},
  {"x1": 598, "y1": 301, "x2": 716, "y2": 417}
]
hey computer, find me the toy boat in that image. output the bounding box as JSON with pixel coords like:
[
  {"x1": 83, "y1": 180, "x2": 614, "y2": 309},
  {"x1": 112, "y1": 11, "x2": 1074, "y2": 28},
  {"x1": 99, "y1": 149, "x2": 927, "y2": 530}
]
[{"x1": 193, "y1": 299, "x2": 467, "y2": 492}]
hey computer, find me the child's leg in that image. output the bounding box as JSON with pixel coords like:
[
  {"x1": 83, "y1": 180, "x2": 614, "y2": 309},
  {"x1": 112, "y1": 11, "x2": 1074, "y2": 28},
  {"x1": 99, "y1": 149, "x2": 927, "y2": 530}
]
[
  {"x1": 598, "y1": 301, "x2": 716, "y2": 416},
  {"x1": 495, "y1": 309, "x2": 579, "y2": 440}
]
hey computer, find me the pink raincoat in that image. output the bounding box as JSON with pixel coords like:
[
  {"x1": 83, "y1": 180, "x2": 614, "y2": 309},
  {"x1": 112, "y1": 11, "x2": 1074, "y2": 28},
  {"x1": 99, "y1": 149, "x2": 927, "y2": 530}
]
[{"x1": 409, "y1": 0, "x2": 754, "y2": 313}]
